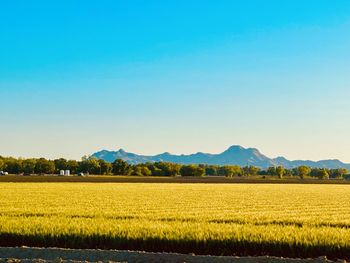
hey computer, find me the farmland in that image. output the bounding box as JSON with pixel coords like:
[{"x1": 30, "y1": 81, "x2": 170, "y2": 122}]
[{"x1": 0, "y1": 183, "x2": 350, "y2": 259}]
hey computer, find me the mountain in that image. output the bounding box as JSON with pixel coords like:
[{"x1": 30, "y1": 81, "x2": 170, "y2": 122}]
[
  {"x1": 91, "y1": 145, "x2": 350, "y2": 170},
  {"x1": 91, "y1": 149, "x2": 151, "y2": 164}
]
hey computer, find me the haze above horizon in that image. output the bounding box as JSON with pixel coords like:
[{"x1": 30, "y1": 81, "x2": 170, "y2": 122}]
[{"x1": 1, "y1": 1, "x2": 350, "y2": 162}]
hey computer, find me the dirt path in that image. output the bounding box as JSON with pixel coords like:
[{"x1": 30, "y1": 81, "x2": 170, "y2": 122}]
[
  {"x1": 1, "y1": 175, "x2": 349, "y2": 184},
  {"x1": 0, "y1": 247, "x2": 345, "y2": 263}
]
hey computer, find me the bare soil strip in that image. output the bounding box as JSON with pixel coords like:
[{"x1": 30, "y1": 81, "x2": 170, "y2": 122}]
[
  {"x1": 0, "y1": 175, "x2": 349, "y2": 184},
  {"x1": 0, "y1": 247, "x2": 343, "y2": 263}
]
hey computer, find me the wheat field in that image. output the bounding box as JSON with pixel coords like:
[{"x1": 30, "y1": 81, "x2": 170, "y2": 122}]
[{"x1": 0, "y1": 183, "x2": 349, "y2": 258}]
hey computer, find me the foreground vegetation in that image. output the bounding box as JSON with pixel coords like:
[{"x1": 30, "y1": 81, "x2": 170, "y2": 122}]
[
  {"x1": 0, "y1": 183, "x2": 350, "y2": 259},
  {"x1": 0, "y1": 156, "x2": 349, "y2": 180}
]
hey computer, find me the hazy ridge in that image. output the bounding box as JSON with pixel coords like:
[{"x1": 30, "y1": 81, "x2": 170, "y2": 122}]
[{"x1": 92, "y1": 145, "x2": 350, "y2": 170}]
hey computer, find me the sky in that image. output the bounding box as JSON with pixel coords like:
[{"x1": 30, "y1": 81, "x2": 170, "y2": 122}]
[{"x1": 1, "y1": 0, "x2": 350, "y2": 162}]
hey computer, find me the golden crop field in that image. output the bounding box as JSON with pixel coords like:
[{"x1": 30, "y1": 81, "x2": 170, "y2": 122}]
[{"x1": 0, "y1": 183, "x2": 349, "y2": 258}]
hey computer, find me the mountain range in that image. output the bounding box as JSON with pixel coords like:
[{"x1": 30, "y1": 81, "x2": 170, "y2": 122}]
[{"x1": 91, "y1": 145, "x2": 350, "y2": 170}]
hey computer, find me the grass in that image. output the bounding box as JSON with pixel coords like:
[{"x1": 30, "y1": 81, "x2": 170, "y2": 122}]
[{"x1": 0, "y1": 183, "x2": 350, "y2": 259}]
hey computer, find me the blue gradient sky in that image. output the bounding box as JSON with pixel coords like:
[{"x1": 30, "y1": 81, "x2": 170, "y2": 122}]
[{"x1": 1, "y1": 1, "x2": 350, "y2": 161}]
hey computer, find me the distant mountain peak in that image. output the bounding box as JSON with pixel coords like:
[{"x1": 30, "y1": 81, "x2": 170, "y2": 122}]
[
  {"x1": 275, "y1": 156, "x2": 287, "y2": 160},
  {"x1": 225, "y1": 145, "x2": 245, "y2": 152},
  {"x1": 117, "y1": 148, "x2": 126, "y2": 154},
  {"x1": 247, "y1": 147, "x2": 260, "y2": 153}
]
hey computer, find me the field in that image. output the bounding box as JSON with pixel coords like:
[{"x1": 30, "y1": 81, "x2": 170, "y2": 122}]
[{"x1": 0, "y1": 182, "x2": 350, "y2": 259}]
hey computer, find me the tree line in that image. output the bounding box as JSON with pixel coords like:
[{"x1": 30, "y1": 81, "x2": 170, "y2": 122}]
[{"x1": 0, "y1": 156, "x2": 348, "y2": 179}]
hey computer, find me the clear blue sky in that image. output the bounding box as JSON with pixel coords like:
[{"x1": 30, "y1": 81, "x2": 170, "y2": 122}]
[{"x1": 1, "y1": 0, "x2": 350, "y2": 161}]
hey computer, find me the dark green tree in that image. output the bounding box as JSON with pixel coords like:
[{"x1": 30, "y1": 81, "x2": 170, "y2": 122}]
[
  {"x1": 54, "y1": 158, "x2": 68, "y2": 172},
  {"x1": 242, "y1": 166, "x2": 260, "y2": 176},
  {"x1": 98, "y1": 159, "x2": 113, "y2": 175},
  {"x1": 0, "y1": 158, "x2": 5, "y2": 171},
  {"x1": 140, "y1": 166, "x2": 152, "y2": 176},
  {"x1": 180, "y1": 165, "x2": 205, "y2": 177},
  {"x1": 267, "y1": 167, "x2": 277, "y2": 176},
  {"x1": 204, "y1": 165, "x2": 218, "y2": 176},
  {"x1": 79, "y1": 158, "x2": 101, "y2": 174},
  {"x1": 35, "y1": 158, "x2": 55, "y2": 174},
  {"x1": 112, "y1": 159, "x2": 132, "y2": 175},
  {"x1": 22, "y1": 159, "x2": 36, "y2": 175},
  {"x1": 67, "y1": 160, "x2": 79, "y2": 174},
  {"x1": 4, "y1": 158, "x2": 22, "y2": 174},
  {"x1": 218, "y1": 165, "x2": 242, "y2": 177},
  {"x1": 154, "y1": 162, "x2": 181, "y2": 176},
  {"x1": 317, "y1": 169, "x2": 329, "y2": 180},
  {"x1": 329, "y1": 168, "x2": 348, "y2": 179}
]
